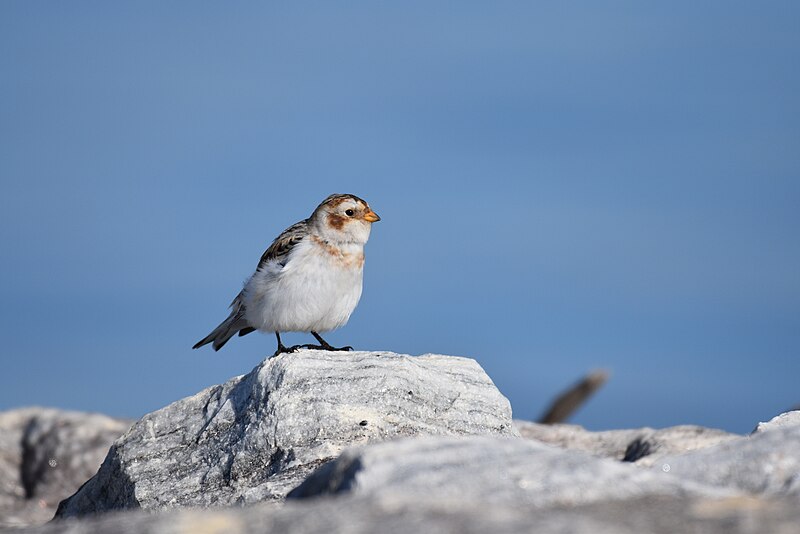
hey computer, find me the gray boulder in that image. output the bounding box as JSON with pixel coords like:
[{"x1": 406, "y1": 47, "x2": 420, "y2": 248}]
[
  {"x1": 288, "y1": 435, "x2": 733, "y2": 505},
  {"x1": 751, "y1": 410, "x2": 800, "y2": 434},
  {"x1": 0, "y1": 407, "x2": 130, "y2": 528},
  {"x1": 19, "y1": 494, "x2": 800, "y2": 534},
  {"x1": 515, "y1": 419, "x2": 642, "y2": 458},
  {"x1": 515, "y1": 420, "x2": 739, "y2": 465},
  {"x1": 55, "y1": 350, "x2": 517, "y2": 518},
  {"x1": 653, "y1": 423, "x2": 800, "y2": 497}
]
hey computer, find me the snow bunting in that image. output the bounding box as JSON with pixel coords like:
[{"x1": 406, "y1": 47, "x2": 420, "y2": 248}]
[{"x1": 193, "y1": 194, "x2": 380, "y2": 356}]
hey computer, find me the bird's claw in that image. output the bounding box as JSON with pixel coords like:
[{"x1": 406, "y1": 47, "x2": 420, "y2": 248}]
[
  {"x1": 271, "y1": 344, "x2": 303, "y2": 358},
  {"x1": 317, "y1": 343, "x2": 353, "y2": 352},
  {"x1": 296, "y1": 343, "x2": 354, "y2": 353},
  {"x1": 272, "y1": 339, "x2": 353, "y2": 357}
]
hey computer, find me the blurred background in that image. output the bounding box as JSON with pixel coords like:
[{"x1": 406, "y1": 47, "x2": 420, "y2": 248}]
[{"x1": 1, "y1": 2, "x2": 797, "y2": 434}]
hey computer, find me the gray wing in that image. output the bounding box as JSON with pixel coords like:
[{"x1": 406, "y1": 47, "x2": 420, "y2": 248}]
[
  {"x1": 256, "y1": 219, "x2": 310, "y2": 270},
  {"x1": 193, "y1": 219, "x2": 311, "y2": 349},
  {"x1": 237, "y1": 219, "x2": 310, "y2": 338}
]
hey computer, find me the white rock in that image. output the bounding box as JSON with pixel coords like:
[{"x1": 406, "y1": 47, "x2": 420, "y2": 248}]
[
  {"x1": 515, "y1": 420, "x2": 740, "y2": 466},
  {"x1": 751, "y1": 410, "x2": 800, "y2": 434},
  {"x1": 55, "y1": 350, "x2": 517, "y2": 518},
  {"x1": 289, "y1": 435, "x2": 734, "y2": 506},
  {"x1": 0, "y1": 407, "x2": 130, "y2": 528},
  {"x1": 15, "y1": 494, "x2": 800, "y2": 534},
  {"x1": 653, "y1": 424, "x2": 800, "y2": 496}
]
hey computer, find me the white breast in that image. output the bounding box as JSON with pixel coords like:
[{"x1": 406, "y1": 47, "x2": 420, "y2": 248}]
[{"x1": 242, "y1": 238, "x2": 365, "y2": 333}]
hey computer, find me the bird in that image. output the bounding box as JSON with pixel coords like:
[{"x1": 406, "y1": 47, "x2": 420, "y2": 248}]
[{"x1": 193, "y1": 193, "x2": 380, "y2": 357}]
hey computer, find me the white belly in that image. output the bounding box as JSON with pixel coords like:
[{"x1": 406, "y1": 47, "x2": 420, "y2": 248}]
[{"x1": 242, "y1": 239, "x2": 364, "y2": 333}]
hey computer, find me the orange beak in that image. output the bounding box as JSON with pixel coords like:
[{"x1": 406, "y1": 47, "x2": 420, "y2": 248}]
[{"x1": 363, "y1": 209, "x2": 381, "y2": 223}]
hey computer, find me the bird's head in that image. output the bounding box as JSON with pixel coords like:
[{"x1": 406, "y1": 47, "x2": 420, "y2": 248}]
[{"x1": 311, "y1": 193, "x2": 380, "y2": 244}]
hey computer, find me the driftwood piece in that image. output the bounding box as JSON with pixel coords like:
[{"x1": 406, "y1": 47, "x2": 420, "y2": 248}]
[{"x1": 538, "y1": 370, "x2": 610, "y2": 424}]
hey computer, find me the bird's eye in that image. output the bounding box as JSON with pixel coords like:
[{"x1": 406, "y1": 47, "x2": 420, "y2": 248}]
[{"x1": 345, "y1": 209, "x2": 355, "y2": 217}]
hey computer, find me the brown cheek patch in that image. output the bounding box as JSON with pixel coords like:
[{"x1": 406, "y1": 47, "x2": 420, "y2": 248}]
[{"x1": 327, "y1": 214, "x2": 346, "y2": 230}]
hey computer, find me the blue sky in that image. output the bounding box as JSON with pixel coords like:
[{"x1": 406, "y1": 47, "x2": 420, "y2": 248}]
[{"x1": 1, "y1": 2, "x2": 798, "y2": 434}]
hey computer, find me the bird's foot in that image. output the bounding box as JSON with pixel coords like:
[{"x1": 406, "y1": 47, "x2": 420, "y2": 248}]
[
  {"x1": 321, "y1": 343, "x2": 353, "y2": 352},
  {"x1": 272, "y1": 344, "x2": 302, "y2": 358},
  {"x1": 272, "y1": 336, "x2": 353, "y2": 357},
  {"x1": 309, "y1": 331, "x2": 353, "y2": 352}
]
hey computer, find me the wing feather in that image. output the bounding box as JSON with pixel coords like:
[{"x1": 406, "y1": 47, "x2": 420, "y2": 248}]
[{"x1": 256, "y1": 219, "x2": 310, "y2": 270}]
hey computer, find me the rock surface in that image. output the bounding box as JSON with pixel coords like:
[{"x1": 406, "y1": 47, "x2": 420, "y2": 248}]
[
  {"x1": 19, "y1": 494, "x2": 800, "y2": 534},
  {"x1": 3, "y1": 349, "x2": 798, "y2": 533},
  {"x1": 288, "y1": 435, "x2": 733, "y2": 505},
  {"x1": 515, "y1": 420, "x2": 739, "y2": 466},
  {"x1": 55, "y1": 350, "x2": 517, "y2": 518},
  {"x1": 653, "y1": 423, "x2": 800, "y2": 497},
  {"x1": 751, "y1": 410, "x2": 800, "y2": 434},
  {"x1": 0, "y1": 408, "x2": 130, "y2": 528}
]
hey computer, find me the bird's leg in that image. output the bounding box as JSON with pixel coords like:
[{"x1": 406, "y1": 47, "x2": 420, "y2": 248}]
[
  {"x1": 272, "y1": 332, "x2": 301, "y2": 357},
  {"x1": 309, "y1": 331, "x2": 353, "y2": 352}
]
